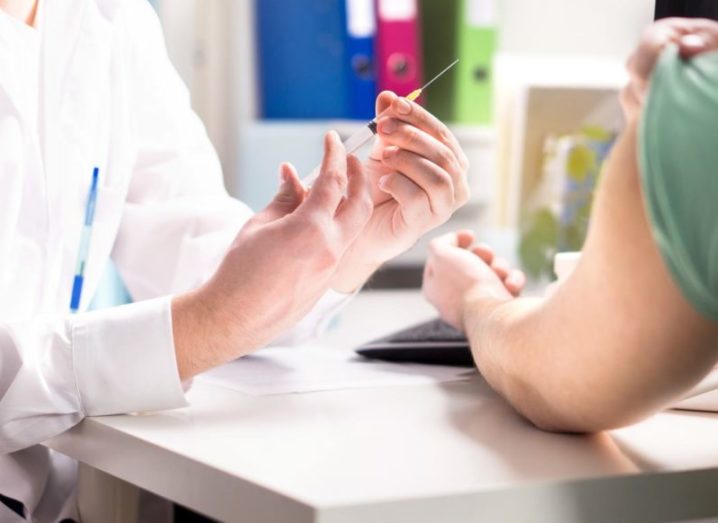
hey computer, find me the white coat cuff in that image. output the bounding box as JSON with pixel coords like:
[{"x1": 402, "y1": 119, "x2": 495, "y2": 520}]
[{"x1": 72, "y1": 297, "x2": 188, "y2": 416}]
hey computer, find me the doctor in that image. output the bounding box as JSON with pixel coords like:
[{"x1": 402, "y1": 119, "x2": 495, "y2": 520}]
[{"x1": 0, "y1": 0, "x2": 470, "y2": 521}]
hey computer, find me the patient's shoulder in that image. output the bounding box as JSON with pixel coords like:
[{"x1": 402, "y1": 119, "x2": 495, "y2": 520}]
[{"x1": 638, "y1": 45, "x2": 718, "y2": 321}]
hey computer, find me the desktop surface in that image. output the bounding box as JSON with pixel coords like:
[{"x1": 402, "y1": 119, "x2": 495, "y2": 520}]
[{"x1": 46, "y1": 291, "x2": 718, "y2": 523}]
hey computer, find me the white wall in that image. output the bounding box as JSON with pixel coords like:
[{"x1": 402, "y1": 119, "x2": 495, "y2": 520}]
[{"x1": 499, "y1": 0, "x2": 656, "y2": 58}]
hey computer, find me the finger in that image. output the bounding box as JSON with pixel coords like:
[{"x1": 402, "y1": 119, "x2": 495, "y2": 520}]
[
  {"x1": 335, "y1": 155, "x2": 373, "y2": 241},
  {"x1": 282, "y1": 162, "x2": 309, "y2": 201},
  {"x1": 378, "y1": 173, "x2": 432, "y2": 227},
  {"x1": 504, "y1": 269, "x2": 526, "y2": 297},
  {"x1": 259, "y1": 163, "x2": 308, "y2": 222},
  {"x1": 456, "y1": 230, "x2": 475, "y2": 249},
  {"x1": 384, "y1": 97, "x2": 468, "y2": 172},
  {"x1": 304, "y1": 131, "x2": 348, "y2": 216},
  {"x1": 491, "y1": 256, "x2": 510, "y2": 280},
  {"x1": 471, "y1": 243, "x2": 495, "y2": 265},
  {"x1": 376, "y1": 117, "x2": 467, "y2": 203},
  {"x1": 380, "y1": 146, "x2": 454, "y2": 218},
  {"x1": 375, "y1": 90, "x2": 398, "y2": 117},
  {"x1": 429, "y1": 230, "x2": 476, "y2": 253}
]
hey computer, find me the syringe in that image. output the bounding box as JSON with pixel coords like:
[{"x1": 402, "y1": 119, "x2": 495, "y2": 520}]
[{"x1": 303, "y1": 59, "x2": 459, "y2": 186}]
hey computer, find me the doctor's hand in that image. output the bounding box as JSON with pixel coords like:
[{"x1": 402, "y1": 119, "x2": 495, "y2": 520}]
[
  {"x1": 422, "y1": 231, "x2": 525, "y2": 330},
  {"x1": 622, "y1": 17, "x2": 718, "y2": 121},
  {"x1": 330, "y1": 91, "x2": 470, "y2": 292},
  {"x1": 172, "y1": 132, "x2": 372, "y2": 380}
]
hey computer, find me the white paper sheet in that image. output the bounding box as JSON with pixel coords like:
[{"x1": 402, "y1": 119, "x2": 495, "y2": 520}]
[{"x1": 197, "y1": 346, "x2": 475, "y2": 396}]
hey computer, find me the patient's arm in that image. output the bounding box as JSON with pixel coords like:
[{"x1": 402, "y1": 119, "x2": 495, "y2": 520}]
[{"x1": 425, "y1": 118, "x2": 718, "y2": 433}]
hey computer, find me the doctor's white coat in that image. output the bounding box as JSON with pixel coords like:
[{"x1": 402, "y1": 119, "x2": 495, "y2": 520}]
[{"x1": 0, "y1": 1, "x2": 347, "y2": 521}]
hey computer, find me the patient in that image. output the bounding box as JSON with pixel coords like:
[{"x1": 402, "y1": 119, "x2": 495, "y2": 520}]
[{"x1": 422, "y1": 18, "x2": 718, "y2": 432}]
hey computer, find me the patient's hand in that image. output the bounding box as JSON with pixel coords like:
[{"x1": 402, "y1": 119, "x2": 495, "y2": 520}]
[
  {"x1": 622, "y1": 17, "x2": 718, "y2": 121},
  {"x1": 422, "y1": 231, "x2": 525, "y2": 331}
]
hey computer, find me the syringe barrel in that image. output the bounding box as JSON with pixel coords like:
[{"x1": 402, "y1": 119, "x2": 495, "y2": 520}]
[
  {"x1": 343, "y1": 123, "x2": 376, "y2": 154},
  {"x1": 302, "y1": 123, "x2": 377, "y2": 186}
]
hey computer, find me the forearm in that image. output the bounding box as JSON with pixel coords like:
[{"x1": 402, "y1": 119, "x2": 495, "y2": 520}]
[{"x1": 464, "y1": 291, "x2": 672, "y2": 433}]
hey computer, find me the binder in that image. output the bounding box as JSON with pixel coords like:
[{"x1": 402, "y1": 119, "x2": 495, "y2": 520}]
[
  {"x1": 345, "y1": 0, "x2": 377, "y2": 120},
  {"x1": 455, "y1": 0, "x2": 497, "y2": 124},
  {"x1": 420, "y1": 0, "x2": 497, "y2": 124},
  {"x1": 256, "y1": 0, "x2": 348, "y2": 119},
  {"x1": 375, "y1": 0, "x2": 423, "y2": 98},
  {"x1": 419, "y1": 0, "x2": 459, "y2": 121}
]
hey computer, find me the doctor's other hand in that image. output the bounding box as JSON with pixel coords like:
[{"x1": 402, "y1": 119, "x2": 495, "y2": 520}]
[
  {"x1": 172, "y1": 131, "x2": 372, "y2": 380},
  {"x1": 422, "y1": 231, "x2": 525, "y2": 331},
  {"x1": 330, "y1": 91, "x2": 470, "y2": 293},
  {"x1": 622, "y1": 17, "x2": 718, "y2": 121}
]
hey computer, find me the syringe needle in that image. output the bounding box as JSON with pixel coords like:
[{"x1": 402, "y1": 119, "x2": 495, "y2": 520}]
[{"x1": 406, "y1": 58, "x2": 459, "y2": 101}]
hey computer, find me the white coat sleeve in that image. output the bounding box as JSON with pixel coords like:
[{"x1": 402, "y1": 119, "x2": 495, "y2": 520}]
[
  {"x1": 112, "y1": 1, "x2": 352, "y2": 343},
  {"x1": 0, "y1": 297, "x2": 186, "y2": 454}
]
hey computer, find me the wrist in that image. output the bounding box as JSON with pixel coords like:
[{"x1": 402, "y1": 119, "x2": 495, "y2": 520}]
[
  {"x1": 461, "y1": 285, "x2": 512, "y2": 334},
  {"x1": 330, "y1": 248, "x2": 384, "y2": 293},
  {"x1": 171, "y1": 284, "x2": 241, "y2": 380}
]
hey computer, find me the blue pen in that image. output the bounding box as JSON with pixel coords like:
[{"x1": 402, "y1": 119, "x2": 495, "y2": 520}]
[{"x1": 70, "y1": 167, "x2": 100, "y2": 313}]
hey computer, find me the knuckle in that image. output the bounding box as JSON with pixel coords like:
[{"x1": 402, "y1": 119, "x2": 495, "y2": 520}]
[
  {"x1": 437, "y1": 124, "x2": 453, "y2": 145},
  {"x1": 434, "y1": 170, "x2": 453, "y2": 193},
  {"x1": 436, "y1": 147, "x2": 456, "y2": 172},
  {"x1": 405, "y1": 126, "x2": 421, "y2": 147}
]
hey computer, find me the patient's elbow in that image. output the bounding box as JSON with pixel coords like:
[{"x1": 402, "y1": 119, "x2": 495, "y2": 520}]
[{"x1": 508, "y1": 387, "x2": 650, "y2": 435}]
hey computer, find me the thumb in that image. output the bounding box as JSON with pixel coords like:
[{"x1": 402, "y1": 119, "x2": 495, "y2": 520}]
[
  {"x1": 260, "y1": 163, "x2": 307, "y2": 222},
  {"x1": 375, "y1": 90, "x2": 397, "y2": 117}
]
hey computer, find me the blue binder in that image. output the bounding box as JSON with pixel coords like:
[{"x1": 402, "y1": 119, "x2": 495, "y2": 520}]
[
  {"x1": 344, "y1": 0, "x2": 377, "y2": 120},
  {"x1": 256, "y1": 0, "x2": 348, "y2": 119}
]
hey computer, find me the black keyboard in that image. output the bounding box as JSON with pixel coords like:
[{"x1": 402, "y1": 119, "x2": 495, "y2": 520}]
[
  {"x1": 355, "y1": 318, "x2": 474, "y2": 367},
  {"x1": 387, "y1": 318, "x2": 468, "y2": 343}
]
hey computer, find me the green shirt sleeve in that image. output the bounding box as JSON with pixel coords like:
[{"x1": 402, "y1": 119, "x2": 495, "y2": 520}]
[{"x1": 639, "y1": 45, "x2": 718, "y2": 321}]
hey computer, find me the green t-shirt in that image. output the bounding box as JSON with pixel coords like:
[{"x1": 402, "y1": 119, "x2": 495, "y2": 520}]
[{"x1": 639, "y1": 45, "x2": 718, "y2": 321}]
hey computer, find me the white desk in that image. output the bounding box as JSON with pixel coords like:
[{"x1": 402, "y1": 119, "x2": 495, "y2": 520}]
[{"x1": 46, "y1": 291, "x2": 718, "y2": 523}]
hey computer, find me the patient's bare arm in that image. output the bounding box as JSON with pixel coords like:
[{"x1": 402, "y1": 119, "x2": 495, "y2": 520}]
[{"x1": 424, "y1": 120, "x2": 718, "y2": 433}]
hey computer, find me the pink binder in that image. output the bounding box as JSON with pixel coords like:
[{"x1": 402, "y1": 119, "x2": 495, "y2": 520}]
[{"x1": 375, "y1": 0, "x2": 423, "y2": 98}]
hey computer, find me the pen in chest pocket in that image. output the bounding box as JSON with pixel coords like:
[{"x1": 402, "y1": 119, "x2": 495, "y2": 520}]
[{"x1": 70, "y1": 167, "x2": 99, "y2": 313}]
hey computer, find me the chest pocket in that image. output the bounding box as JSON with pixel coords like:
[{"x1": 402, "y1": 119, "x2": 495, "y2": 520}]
[{"x1": 80, "y1": 184, "x2": 126, "y2": 308}]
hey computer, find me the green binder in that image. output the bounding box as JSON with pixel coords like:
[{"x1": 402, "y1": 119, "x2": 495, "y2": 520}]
[{"x1": 421, "y1": 0, "x2": 497, "y2": 124}]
